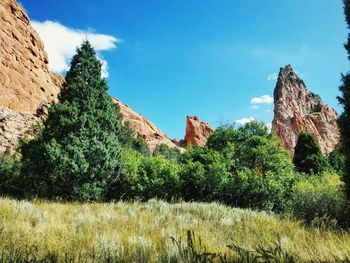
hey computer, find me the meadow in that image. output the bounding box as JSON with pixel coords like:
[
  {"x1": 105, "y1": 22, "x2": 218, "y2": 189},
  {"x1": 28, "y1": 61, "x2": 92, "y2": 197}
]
[{"x1": 1, "y1": 198, "x2": 350, "y2": 262}]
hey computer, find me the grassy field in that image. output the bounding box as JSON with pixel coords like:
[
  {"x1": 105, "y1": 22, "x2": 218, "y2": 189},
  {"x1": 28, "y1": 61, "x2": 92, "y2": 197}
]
[{"x1": 0, "y1": 198, "x2": 350, "y2": 262}]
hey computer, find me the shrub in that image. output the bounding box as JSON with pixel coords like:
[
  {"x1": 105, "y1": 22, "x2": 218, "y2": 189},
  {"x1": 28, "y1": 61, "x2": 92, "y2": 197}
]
[
  {"x1": 221, "y1": 169, "x2": 296, "y2": 211},
  {"x1": 116, "y1": 149, "x2": 180, "y2": 201},
  {"x1": 293, "y1": 132, "x2": 329, "y2": 174},
  {"x1": 289, "y1": 171, "x2": 346, "y2": 223},
  {"x1": 0, "y1": 156, "x2": 22, "y2": 197},
  {"x1": 179, "y1": 146, "x2": 230, "y2": 201}
]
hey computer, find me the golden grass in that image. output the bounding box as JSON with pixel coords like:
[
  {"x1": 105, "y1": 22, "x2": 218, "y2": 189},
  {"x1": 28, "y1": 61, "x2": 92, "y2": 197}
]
[{"x1": 0, "y1": 198, "x2": 350, "y2": 262}]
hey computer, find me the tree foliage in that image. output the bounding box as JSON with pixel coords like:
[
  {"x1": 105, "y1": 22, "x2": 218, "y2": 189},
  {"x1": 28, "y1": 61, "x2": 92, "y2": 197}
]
[
  {"x1": 153, "y1": 143, "x2": 181, "y2": 161},
  {"x1": 20, "y1": 41, "x2": 123, "y2": 201},
  {"x1": 328, "y1": 149, "x2": 346, "y2": 174},
  {"x1": 293, "y1": 132, "x2": 328, "y2": 174},
  {"x1": 339, "y1": 0, "x2": 350, "y2": 199}
]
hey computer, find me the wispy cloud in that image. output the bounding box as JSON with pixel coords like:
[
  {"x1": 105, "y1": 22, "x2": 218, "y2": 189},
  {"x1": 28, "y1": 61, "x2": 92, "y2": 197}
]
[
  {"x1": 236, "y1": 117, "x2": 255, "y2": 125},
  {"x1": 250, "y1": 95, "x2": 273, "y2": 104},
  {"x1": 267, "y1": 72, "x2": 278, "y2": 81},
  {"x1": 32, "y1": 20, "x2": 121, "y2": 78},
  {"x1": 250, "y1": 105, "x2": 260, "y2": 110}
]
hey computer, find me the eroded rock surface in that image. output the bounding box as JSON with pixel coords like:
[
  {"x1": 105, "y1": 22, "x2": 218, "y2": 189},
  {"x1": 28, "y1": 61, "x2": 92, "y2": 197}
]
[
  {"x1": 272, "y1": 65, "x2": 339, "y2": 155},
  {"x1": 184, "y1": 115, "x2": 213, "y2": 147},
  {"x1": 112, "y1": 97, "x2": 184, "y2": 151},
  {"x1": 0, "y1": 0, "x2": 62, "y2": 154}
]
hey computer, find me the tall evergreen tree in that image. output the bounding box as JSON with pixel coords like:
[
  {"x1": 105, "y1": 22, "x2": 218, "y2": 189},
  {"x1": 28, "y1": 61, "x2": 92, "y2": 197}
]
[
  {"x1": 339, "y1": 0, "x2": 350, "y2": 199},
  {"x1": 21, "y1": 41, "x2": 123, "y2": 200},
  {"x1": 293, "y1": 132, "x2": 328, "y2": 174}
]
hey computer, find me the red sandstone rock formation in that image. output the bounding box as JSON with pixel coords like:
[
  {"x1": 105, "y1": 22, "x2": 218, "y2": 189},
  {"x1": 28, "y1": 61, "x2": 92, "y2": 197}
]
[
  {"x1": 0, "y1": 0, "x2": 62, "y2": 113},
  {"x1": 112, "y1": 97, "x2": 183, "y2": 151},
  {"x1": 184, "y1": 115, "x2": 213, "y2": 147},
  {"x1": 272, "y1": 65, "x2": 339, "y2": 155},
  {"x1": 0, "y1": 0, "x2": 62, "y2": 154}
]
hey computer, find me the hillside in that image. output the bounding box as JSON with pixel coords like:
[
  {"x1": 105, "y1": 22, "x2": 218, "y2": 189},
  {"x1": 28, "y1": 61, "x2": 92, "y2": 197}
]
[{"x1": 1, "y1": 198, "x2": 350, "y2": 262}]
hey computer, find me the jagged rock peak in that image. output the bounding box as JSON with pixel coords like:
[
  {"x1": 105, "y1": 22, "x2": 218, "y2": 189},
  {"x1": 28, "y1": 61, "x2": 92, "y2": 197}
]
[
  {"x1": 272, "y1": 65, "x2": 340, "y2": 155},
  {"x1": 184, "y1": 115, "x2": 214, "y2": 147}
]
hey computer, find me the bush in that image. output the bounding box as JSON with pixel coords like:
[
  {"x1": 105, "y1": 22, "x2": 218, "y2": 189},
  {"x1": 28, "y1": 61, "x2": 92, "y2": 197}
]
[
  {"x1": 221, "y1": 169, "x2": 296, "y2": 211},
  {"x1": 289, "y1": 171, "x2": 346, "y2": 223},
  {"x1": 115, "y1": 149, "x2": 180, "y2": 201},
  {"x1": 179, "y1": 146, "x2": 230, "y2": 201},
  {"x1": 0, "y1": 156, "x2": 22, "y2": 197}
]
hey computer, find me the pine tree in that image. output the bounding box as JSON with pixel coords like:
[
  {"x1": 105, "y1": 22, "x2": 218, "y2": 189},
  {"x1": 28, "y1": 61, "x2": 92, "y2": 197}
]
[
  {"x1": 21, "y1": 41, "x2": 123, "y2": 201},
  {"x1": 293, "y1": 132, "x2": 328, "y2": 174},
  {"x1": 339, "y1": 0, "x2": 350, "y2": 199}
]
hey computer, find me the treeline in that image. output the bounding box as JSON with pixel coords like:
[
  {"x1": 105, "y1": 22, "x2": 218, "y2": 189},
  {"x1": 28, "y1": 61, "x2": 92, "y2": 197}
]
[{"x1": 0, "y1": 41, "x2": 348, "y2": 227}]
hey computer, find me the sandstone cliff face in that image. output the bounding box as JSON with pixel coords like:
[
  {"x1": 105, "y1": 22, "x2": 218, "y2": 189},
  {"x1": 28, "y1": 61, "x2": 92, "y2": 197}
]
[
  {"x1": 0, "y1": 0, "x2": 62, "y2": 154},
  {"x1": 112, "y1": 97, "x2": 184, "y2": 151},
  {"x1": 272, "y1": 65, "x2": 339, "y2": 155},
  {"x1": 0, "y1": 0, "x2": 62, "y2": 113},
  {"x1": 184, "y1": 115, "x2": 213, "y2": 147}
]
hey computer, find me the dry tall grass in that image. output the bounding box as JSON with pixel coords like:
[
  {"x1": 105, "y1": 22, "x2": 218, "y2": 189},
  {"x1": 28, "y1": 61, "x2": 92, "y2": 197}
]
[{"x1": 0, "y1": 198, "x2": 350, "y2": 262}]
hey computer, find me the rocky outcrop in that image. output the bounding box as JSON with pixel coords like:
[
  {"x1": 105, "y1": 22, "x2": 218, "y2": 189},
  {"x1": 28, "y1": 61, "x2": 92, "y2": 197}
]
[
  {"x1": 0, "y1": 0, "x2": 62, "y2": 154},
  {"x1": 112, "y1": 97, "x2": 184, "y2": 151},
  {"x1": 0, "y1": 0, "x2": 62, "y2": 113},
  {"x1": 184, "y1": 116, "x2": 213, "y2": 147},
  {"x1": 112, "y1": 99, "x2": 213, "y2": 150},
  {"x1": 0, "y1": 105, "x2": 50, "y2": 155},
  {"x1": 272, "y1": 65, "x2": 340, "y2": 155}
]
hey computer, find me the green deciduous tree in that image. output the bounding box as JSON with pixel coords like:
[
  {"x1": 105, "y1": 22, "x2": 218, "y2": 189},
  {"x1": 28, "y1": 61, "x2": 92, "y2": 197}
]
[
  {"x1": 207, "y1": 121, "x2": 293, "y2": 175},
  {"x1": 20, "y1": 41, "x2": 123, "y2": 201},
  {"x1": 339, "y1": 0, "x2": 350, "y2": 199},
  {"x1": 293, "y1": 132, "x2": 328, "y2": 175}
]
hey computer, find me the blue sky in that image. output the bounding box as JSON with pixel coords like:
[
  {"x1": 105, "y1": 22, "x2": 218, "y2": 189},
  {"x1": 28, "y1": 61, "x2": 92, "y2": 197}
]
[{"x1": 21, "y1": 0, "x2": 348, "y2": 139}]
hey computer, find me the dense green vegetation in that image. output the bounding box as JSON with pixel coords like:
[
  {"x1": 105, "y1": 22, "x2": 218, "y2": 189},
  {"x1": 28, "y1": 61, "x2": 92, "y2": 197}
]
[{"x1": 339, "y1": 0, "x2": 350, "y2": 200}]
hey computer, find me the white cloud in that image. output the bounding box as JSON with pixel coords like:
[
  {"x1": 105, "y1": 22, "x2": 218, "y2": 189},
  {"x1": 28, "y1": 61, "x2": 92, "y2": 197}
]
[
  {"x1": 32, "y1": 20, "x2": 120, "y2": 77},
  {"x1": 250, "y1": 105, "x2": 259, "y2": 110},
  {"x1": 267, "y1": 72, "x2": 278, "y2": 81},
  {"x1": 250, "y1": 95, "x2": 273, "y2": 104},
  {"x1": 236, "y1": 117, "x2": 255, "y2": 125}
]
